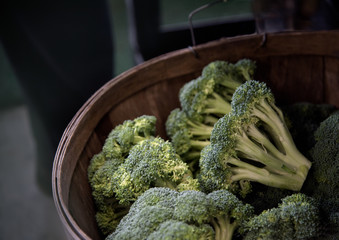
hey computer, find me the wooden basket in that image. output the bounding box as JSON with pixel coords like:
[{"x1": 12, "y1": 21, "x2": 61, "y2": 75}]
[{"x1": 52, "y1": 30, "x2": 339, "y2": 240}]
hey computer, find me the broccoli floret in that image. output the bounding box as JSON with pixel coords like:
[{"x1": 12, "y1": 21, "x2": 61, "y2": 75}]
[
  {"x1": 199, "y1": 80, "x2": 312, "y2": 196},
  {"x1": 303, "y1": 112, "x2": 339, "y2": 237},
  {"x1": 87, "y1": 151, "x2": 107, "y2": 182},
  {"x1": 87, "y1": 115, "x2": 157, "y2": 235},
  {"x1": 90, "y1": 159, "x2": 124, "y2": 204},
  {"x1": 166, "y1": 108, "x2": 213, "y2": 170},
  {"x1": 102, "y1": 115, "x2": 156, "y2": 159},
  {"x1": 240, "y1": 193, "x2": 320, "y2": 240},
  {"x1": 234, "y1": 58, "x2": 256, "y2": 82},
  {"x1": 107, "y1": 187, "x2": 253, "y2": 240},
  {"x1": 207, "y1": 190, "x2": 254, "y2": 240},
  {"x1": 201, "y1": 59, "x2": 255, "y2": 100},
  {"x1": 95, "y1": 203, "x2": 130, "y2": 236},
  {"x1": 166, "y1": 108, "x2": 214, "y2": 142},
  {"x1": 112, "y1": 137, "x2": 199, "y2": 204},
  {"x1": 179, "y1": 76, "x2": 231, "y2": 122}
]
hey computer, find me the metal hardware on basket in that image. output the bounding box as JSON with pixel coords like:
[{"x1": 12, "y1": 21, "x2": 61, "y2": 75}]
[{"x1": 188, "y1": 0, "x2": 226, "y2": 57}]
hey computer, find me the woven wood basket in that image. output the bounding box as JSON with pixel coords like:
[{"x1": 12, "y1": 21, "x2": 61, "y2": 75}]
[{"x1": 52, "y1": 30, "x2": 339, "y2": 240}]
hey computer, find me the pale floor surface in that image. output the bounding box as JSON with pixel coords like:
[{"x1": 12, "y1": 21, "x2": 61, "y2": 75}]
[{"x1": 0, "y1": 105, "x2": 66, "y2": 240}]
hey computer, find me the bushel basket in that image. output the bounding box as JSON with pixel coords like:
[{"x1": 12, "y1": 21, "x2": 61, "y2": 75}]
[{"x1": 52, "y1": 30, "x2": 339, "y2": 240}]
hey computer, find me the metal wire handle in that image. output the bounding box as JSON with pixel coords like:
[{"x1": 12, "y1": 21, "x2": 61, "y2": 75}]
[{"x1": 188, "y1": 0, "x2": 227, "y2": 47}]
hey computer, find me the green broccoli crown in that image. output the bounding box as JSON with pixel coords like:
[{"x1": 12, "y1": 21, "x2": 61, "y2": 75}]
[
  {"x1": 108, "y1": 188, "x2": 252, "y2": 240},
  {"x1": 234, "y1": 58, "x2": 256, "y2": 81},
  {"x1": 172, "y1": 189, "x2": 254, "y2": 240},
  {"x1": 127, "y1": 187, "x2": 179, "y2": 217},
  {"x1": 87, "y1": 115, "x2": 157, "y2": 235},
  {"x1": 201, "y1": 59, "x2": 255, "y2": 98},
  {"x1": 207, "y1": 111, "x2": 310, "y2": 195},
  {"x1": 179, "y1": 76, "x2": 231, "y2": 122},
  {"x1": 90, "y1": 159, "x2": 124, "y2": 204},
  {"x1": 198, "y1": 144, "x2": 233, "y2": 194},
  {"x1": 165, "y1": 108, "x2": 213, "y2": 158},
  {"x1": 306, "y1": 112, "x2": 339, "y2": 234},
  {"x1": 95, "y1": 203, "x2": 130, "y2": 236},
  {"x1": 207, "y1": 190, "x2": 255, "y2": 240},
  {"x1": 112, "y1": 137, "x2": 199, "y2": 204},
  {"x1": 201, "y1": 60, "x2": 240, "y2": 95},
  {"x1": 102, "y1": 115, "x2": 156, "y2": 159},
  {"x1": 174, "y1": 190, "x2": 211, "y2": 224},
  {"x1": 166, "y1": 108, "x2": 214, "y2": 139},
  {"x1": 147, "y1": 220, "x2": 215, "y2": 240},
  {"x1": 231, "y1": 80, "x2": 274, "y2": 118},
  {"x1": 205, "y1": 80, "x2": 312, "y2": 193},
  {"x1": 87, "y1": 151, "x2": 107, "y2": 182},
  {"x1": 241, "y1": 193, "x2": 319, "y2": 240}
]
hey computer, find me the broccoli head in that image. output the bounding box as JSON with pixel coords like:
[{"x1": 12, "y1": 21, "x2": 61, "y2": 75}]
[
  {"x1": 111, "y1": 137, "x2": 199, "y2": 204},
  {"x1": 107, "y1": 187, "x2": 253, "y2": 240},
  {"x1": 87, "y1": 115, "x2": 157, "y2": 235},
  {"x1": 102, "y1": 115, "x2": 156, "y2": 159},
  {"x1": 199, "y1": 80, "x2": 312, "y2": 196},
  {"x1": 179, "y1": 76, "x2": 231, "y2": 122},
  {"x1": 201, "y1": 59, "x2": 255, "y2": 100},
  {"x1": 166, "y1": 108, "x2": 213, "y2": 171},
  {"x1": 240, "y1": 193, "x2": 320, "y2": 240},
  {"x1": 303, "y1": 112, "x2": 339, "y2": 237}
]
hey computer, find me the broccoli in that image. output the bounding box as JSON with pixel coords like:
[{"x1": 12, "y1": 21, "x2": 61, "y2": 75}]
[
  {"x1": 302, "y1": 112, "x2": 339, "y2": 238},
  {"x1": 95, "y1": 203, "x2": 130, "y2": 236},
  {"x1": 201, "y1": 59, "x2": 256, "y2": 101},
  {"x1": 179, "y1": 59, "x2": 255, "y2": 123},
  {"x1": 107, "y1": 187, "x2": 254, "y2": 240},
  {"x1": 87, "y1": 115, "x2": 157, "y2": 235},
  {"x1": 102, "y1": 115, "x2": 156, "y2": 160},
  {"x1": 199, "y1": 80, "x2": 312, "y2": 196},
  {"x1": 166, "y1": 108, "x2": 213, "y2": 170},
  {"x1": 234, "y1": 58, "x2": 256, "y2": 82},
  {"x1": 111, "y1": 137, "x2": 199, "y2": 204},
  {"x1": 240, "y1": 193, "x2": 320, "y2": 240},
  {"x1": 167, "y1": 59, "x2": 256, "y2": 169},
  {"x1": 179, "y1": 76, "x2": 231, "y2": 122}
]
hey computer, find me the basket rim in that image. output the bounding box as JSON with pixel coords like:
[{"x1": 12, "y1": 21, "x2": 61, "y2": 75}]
[{"x1": 52, "y1": 29, "x2": 339, "y2": 239}]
